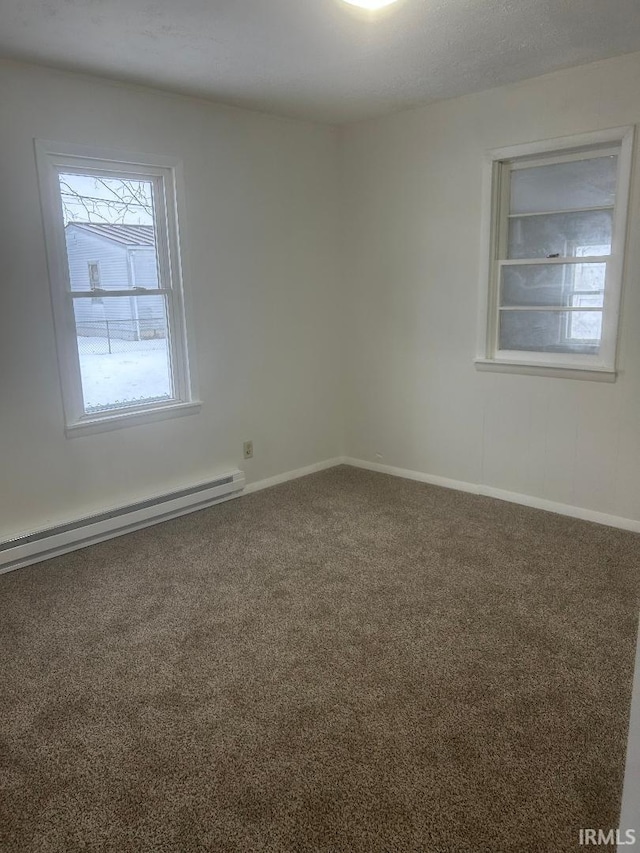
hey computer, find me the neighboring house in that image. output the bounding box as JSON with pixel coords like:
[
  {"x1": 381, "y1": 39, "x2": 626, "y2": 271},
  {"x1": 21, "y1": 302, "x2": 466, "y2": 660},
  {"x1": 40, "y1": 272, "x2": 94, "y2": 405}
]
[{"x1": 65, "y1": 222, "x2": 165, "y2": 340}]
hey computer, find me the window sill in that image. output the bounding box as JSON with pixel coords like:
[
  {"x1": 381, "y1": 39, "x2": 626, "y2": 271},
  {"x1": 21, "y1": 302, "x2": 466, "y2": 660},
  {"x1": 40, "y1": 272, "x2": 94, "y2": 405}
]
[
  {"x1": 65, "y1": 400, "x2": 202, "y2": 438},
  {"x1": 474, "y1": 359, "x2": 616, "y2": 382}
]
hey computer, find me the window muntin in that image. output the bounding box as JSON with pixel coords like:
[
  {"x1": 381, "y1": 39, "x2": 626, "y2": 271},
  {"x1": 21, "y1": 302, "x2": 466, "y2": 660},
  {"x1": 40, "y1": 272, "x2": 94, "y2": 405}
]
[
  {"x1": 479, "y1": 129, "x2": 634, "y2": 376},
  {"x1": 36, "y1": 142, "x2": 197, "y2": 432}
]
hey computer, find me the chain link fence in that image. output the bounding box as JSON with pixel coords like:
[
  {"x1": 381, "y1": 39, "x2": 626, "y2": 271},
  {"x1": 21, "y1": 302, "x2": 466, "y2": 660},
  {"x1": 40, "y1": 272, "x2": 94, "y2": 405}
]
[{"x1": 75, "y1": 317, "x2": 167, "y2": 356}]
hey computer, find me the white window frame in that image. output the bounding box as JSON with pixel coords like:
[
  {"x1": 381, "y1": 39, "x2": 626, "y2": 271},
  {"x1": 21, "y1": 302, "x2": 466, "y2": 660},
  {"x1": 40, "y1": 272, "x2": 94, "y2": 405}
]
[
  {"x1": 35, "y1": 140, "x2": 200, "y2": 436},
  {"x1": 475, "y1": 126, "x2": 634, "y2": 382}
]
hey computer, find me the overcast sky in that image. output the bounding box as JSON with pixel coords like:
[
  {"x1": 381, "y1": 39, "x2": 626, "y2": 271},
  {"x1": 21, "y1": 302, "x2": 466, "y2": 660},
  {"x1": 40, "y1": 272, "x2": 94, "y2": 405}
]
[{"x1": 58, "y1": 172, "x2": 154, "y2": 226}]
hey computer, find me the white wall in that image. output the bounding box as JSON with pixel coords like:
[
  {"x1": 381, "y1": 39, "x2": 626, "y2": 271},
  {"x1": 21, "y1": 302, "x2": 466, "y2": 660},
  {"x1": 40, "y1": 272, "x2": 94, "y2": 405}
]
[
  {"x1": 3, "y1": 51, "x2": 640, "y2": 540},
  {"x1": 0, "y1": 61, "x2": 343, "y2": 539},
  {"x1": 340, "y1": 51, "x2": 640, "y2": 524}
]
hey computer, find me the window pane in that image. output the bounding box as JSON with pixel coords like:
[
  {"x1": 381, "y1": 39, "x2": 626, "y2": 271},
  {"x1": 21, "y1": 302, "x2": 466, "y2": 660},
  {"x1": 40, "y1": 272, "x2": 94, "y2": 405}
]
[
  {"x1": 59, "y1": 173, "x2": 162, "y2": 290},
  {"x1": 73, "y1": 296, "x2": 173, "y2": 413},
  {"x1": 499, "y1": 310, "x2": 602, "y2": 354},
  {"x1": 501, "y1": 263, "x2": 606, "y2": 307},
  {"x1": 507, "y1": 210, "x2": 613, "y2": 259},
  {"x1": 510, "y1": 155, "x2": 618, "y2": 214},
  {"x1": 568, "y1": 302, "x2": 603, "y2": 341}
]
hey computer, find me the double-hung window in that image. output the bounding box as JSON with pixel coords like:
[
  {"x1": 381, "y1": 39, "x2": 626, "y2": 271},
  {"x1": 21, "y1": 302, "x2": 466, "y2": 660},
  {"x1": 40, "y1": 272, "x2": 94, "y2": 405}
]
[
  {"x1": 35, "y1": 140, "x2": 199, "y2": 434},
  {"x1": 476, "y1": 127, "x2": 634, "y2": 380}
]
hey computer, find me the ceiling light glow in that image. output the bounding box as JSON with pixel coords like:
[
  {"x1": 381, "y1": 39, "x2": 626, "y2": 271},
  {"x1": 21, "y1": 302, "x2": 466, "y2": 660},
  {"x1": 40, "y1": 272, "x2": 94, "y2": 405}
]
[{"x1": 342, "y1": 0, "x2": 399, "y2": 9}]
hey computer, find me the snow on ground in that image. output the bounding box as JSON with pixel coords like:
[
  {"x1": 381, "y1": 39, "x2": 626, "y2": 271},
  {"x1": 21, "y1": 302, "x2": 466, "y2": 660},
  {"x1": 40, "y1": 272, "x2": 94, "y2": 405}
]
[{"x1": 77, "y1": 336, "x2": 172, "y2": 411}]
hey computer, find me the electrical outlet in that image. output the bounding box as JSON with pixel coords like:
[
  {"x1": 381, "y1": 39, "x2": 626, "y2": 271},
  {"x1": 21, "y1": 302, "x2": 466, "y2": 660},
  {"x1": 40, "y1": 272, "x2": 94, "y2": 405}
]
[{"x1": 243, "y1": 440, "x2": 253, "y2": 459}]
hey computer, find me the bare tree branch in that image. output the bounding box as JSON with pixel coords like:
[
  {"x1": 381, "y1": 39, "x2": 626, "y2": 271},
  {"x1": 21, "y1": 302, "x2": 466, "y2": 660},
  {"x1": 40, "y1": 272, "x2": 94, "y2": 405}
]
[{"x1": 60, "y1": 176, "x2": 153, "y2": 225}]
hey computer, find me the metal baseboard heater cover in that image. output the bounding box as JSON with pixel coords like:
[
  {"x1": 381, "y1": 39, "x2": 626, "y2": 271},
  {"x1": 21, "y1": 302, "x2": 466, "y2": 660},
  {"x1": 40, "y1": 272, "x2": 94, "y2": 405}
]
[{"x1": 0, "y1": 470, "x2": 245, "y2": 574}]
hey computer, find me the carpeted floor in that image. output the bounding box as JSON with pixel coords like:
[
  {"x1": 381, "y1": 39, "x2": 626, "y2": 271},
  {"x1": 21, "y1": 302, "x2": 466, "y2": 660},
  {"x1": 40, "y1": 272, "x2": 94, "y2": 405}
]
[{"x1": 1, "y1": 465, "x2": 639, "y2": 853}]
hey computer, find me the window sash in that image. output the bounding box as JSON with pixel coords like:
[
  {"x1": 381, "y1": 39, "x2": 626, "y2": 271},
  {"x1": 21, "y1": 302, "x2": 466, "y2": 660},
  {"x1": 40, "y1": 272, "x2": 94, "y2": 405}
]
[
  {"x1": 35, "y1": 140, "x2": 196, "y2": 430},
  {"x1": 508, "y1": 145, "x2": 621, "y2": 171},
  {"x1": 479, "y1": 129, "x2": 634, "y2": 375},
  {"x1": 69, "y1": 289, "x2": 171, "y2": 297},
  {"x1": 498, "y1": 257, "x2": 611, "y2": 266},
  {"x1": 507, "y1": 205, "x2": 614, "y2": 218},
  {"x1": 498, "y1": 306, "x2": 603, "y2": 312}
]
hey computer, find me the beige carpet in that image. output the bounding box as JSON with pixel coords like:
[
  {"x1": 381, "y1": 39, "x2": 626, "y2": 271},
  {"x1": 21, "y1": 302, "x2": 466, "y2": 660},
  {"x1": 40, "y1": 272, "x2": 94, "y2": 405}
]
[{"x1": 1, "y1": 465, "x2": 639, "y2": 852}]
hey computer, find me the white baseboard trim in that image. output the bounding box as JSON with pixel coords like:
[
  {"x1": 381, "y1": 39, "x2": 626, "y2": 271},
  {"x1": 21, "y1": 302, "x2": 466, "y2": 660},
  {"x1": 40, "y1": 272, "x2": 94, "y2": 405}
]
[
  {"x1": 479, "y1": 484, "x2": 640, "y2": 533},
  {"x1": 4, "y1": 452, "x2": 638, "y2": 575},
  {"x1": 243, "y1": 457, "x2": 346, "y2": 495},
  {"x1": 344, "y1": 457, "x2": 481, "y2": 496},
  {"x1": 344, "y1": 457, "x2": 640, "y2": 534},
  {"x1": 0, "y1": 458, "x2": 348, "y2": 576},
  {"x1": 0, "y1": 470, "x2": 245, "y2": 575}
]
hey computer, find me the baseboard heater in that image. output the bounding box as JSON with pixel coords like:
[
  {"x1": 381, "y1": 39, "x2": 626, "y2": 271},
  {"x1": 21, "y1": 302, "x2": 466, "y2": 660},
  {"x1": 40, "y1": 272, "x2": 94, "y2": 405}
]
[{"x1": 0, "y1": 470, "x2": 246, "y2": 575}]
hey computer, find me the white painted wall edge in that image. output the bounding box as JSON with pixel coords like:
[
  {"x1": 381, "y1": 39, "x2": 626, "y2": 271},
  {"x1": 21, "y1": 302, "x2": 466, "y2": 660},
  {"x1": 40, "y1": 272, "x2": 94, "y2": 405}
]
[
  {"x1": 344, "y1": 457, "x2": 640, "y2": 534},
  {"x1": 243, "y1": 457, "x2": 346, "y2": 495},
  {"x1": 619, "y1": 619, "x2": 640, "y2": 851}
]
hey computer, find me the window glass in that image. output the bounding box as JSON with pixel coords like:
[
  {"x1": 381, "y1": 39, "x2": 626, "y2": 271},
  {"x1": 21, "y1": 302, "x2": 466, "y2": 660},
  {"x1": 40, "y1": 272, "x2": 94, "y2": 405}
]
[
  {"x1": 72, "y1": 296, "x2": 173, "y2": 413},
  {"x1": 499, "y1": 310, "x2": 602, "y2": 354},
  {"x1": 509, "y1": 155, "x2": 618, "y2": 214},
  {"x1": 507, "y1": 210, "x2": 613, "y2": 259},
  {"x1": 59, "y1": 170, "x2": 177, "y2": 415},
  {"x1": 501, "y1": 263, "x2": 606, "y2": 307},
  {"x1": 479, "y1": 131, "x2": 631, "y2": 375}
]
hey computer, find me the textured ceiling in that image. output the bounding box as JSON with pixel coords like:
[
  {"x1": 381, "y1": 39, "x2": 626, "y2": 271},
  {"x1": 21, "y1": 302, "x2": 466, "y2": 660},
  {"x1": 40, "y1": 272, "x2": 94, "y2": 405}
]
[{"x1": 2, "y1": 0, "x2": 640, "y2": 124}]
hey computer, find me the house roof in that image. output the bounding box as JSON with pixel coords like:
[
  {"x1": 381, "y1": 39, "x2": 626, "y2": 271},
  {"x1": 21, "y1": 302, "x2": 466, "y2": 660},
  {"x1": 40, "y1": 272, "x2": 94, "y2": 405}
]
[{"x1": 66, "y1": 222, "x2": 155, "y2": 248}]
